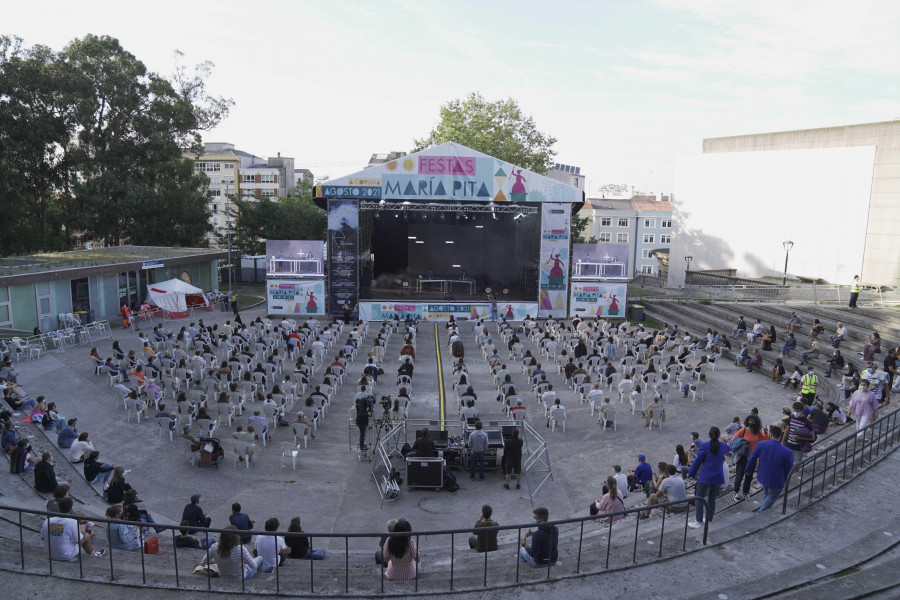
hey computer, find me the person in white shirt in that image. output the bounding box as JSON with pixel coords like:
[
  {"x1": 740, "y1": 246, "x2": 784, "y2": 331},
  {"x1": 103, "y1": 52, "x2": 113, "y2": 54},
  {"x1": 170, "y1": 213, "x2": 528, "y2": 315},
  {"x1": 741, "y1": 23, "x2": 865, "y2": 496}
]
[
  {"x1": 41, "y1": 497, "x2": 104, "y2": 559},
  {"x1": 256, "y1": 518, "x2": 290, "y2": 573},
  {"x1": 68, "y1": 432, "x2": 95, "y2": 463},
  {"x1": 640, "y1": 465, "x2": 688, "y2": 518}
]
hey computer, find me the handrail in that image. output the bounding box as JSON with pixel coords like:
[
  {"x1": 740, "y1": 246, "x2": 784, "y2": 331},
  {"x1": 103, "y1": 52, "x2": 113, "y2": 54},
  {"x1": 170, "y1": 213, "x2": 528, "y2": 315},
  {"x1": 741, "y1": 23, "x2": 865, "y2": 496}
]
[
  {"x1": 782, "y1": 407, "x2": 900, "y2": 514},
  {"x1": 0, "y1": 496, "x2": 709, "y2": 595}
]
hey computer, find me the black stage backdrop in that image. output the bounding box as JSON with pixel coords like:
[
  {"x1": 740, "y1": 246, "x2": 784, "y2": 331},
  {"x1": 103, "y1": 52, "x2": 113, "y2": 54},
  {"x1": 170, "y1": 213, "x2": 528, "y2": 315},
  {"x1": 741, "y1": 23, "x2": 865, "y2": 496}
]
[{"x1": 358, "y1": 210, "x2": 540, "y2": 301}]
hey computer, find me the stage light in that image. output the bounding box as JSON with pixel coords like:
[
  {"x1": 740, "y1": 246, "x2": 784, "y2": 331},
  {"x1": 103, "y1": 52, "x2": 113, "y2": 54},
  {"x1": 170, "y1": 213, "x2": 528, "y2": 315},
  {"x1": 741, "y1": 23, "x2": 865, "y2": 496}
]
[
  {"x1": 440, "y1": 213, "x2": 445, "y2": 221},
  {"x1": 415, "y1": 240, "x2": 424, "y2": 244},
  {"x1": 445, "y1": 241, "x2": 454, "y2": 244},
  {"x1": 475, "y1": 225, "x2": 484, "y2": 229},
  {"x1": 408, "y1": 236, "x2": 416, "y2": 239},
  {"x1": 452, "y1": 264, "x2": 461, "y2": 268},
  {"x1": 395, "y1": 213, "x2": 399, "y2": 218}
]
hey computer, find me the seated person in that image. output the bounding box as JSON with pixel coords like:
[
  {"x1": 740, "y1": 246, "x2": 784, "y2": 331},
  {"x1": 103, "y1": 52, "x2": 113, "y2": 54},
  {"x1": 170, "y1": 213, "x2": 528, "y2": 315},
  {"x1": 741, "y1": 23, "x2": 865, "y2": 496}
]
[
  {"x1": 411, "y1": 428, "x2": 435, "y2": 457},
  {"x1": 519, "y1": 507, "x2": 560, "y2": 567},
  {"x1": 57, "y1": 418, "x2": 79, "y2": 449},
  {"x1": 41, "y1": 497, "x2": 104, "y2": 559},
  {"x1": 807, "y1": 401, "x2": 830, "y2": 434},
  {"x1": 155, "y1": 403, "x2": 177, "y2": 431},
  {"x1": 460, "y1": 399, "x2": 478, "y2": 423},
  {"x1": 782, "y1": 366, "x2": 803, "y2": 389},
  {"x1": 83, "y1": 451, "x2": 116, "y2": 486},
  {"x1": 105, "y1": 505, "x2": 141, "y2": 551},
  {"x1": 255, "y1": 518, "x2": 290, "y2": 573},
  {"x1": 644, "y1": 394, "x2": 665, "y2": 427},
  {"x1": 468, "y1": 504, "x2": 499, "y2": 552},
  {"x1": 248, "y1": 410, "x2": 270, "y2": 440},
  {"x1": 175, "y1": 521, "x2": 211, "y2": 549},
  {"x1": 640, "y1": 464, "x2": 688, "y2": 519},
  {"x1": 734, "y1": 343, "x2": 750, "y2": 366},
  {"x1": 232, "y1": 426, "x2": 255, "y2": 461}
]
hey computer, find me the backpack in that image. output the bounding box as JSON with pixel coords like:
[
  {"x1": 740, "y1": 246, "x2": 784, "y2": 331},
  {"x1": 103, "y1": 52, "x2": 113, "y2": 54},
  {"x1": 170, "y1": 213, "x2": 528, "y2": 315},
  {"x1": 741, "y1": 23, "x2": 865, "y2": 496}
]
[{"x1": 442, "y1": 471, "x2": 460, "y2": 492}]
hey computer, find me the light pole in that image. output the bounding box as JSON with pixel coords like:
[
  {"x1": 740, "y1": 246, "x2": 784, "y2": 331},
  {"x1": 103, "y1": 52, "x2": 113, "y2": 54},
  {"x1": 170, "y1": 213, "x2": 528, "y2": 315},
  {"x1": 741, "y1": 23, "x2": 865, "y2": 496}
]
[
  {"x1": 224, "y1": 185, "x2": 233, "y2": 293},
  {"x1": 782, "y1": 240, "x2": 794, "y2": 287},
  {"x1": 684, "y1": 255, "x2": 693, "y2": 286}
]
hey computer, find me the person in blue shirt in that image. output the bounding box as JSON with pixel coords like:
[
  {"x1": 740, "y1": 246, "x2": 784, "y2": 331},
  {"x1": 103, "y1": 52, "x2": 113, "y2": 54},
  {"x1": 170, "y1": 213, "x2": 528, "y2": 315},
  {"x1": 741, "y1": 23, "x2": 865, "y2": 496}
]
[
  {"x1": 779, "y1": 334, "x2": 797, "y2": 358},
  {"x1": 628, "y1": 454, "x2": 653, "y2": 494},
  {"x1": 57, "y1": 418, "x2": 78, "y2": 449},
  {"x1": 229, "y1": 503, "x2": 255, "y2": 544},
  {"x1": 2, "y1": 422, "x2": 18, "y2": 453},
  {"x1": 745, "y1": 425, "x2": 794, "y2": 513},
  {"x1": 106, "y1": 505, "x2": 141, "y2": 551},
  {"x1": 687, "y1": 427, "x2": 732, "y2": 527}
]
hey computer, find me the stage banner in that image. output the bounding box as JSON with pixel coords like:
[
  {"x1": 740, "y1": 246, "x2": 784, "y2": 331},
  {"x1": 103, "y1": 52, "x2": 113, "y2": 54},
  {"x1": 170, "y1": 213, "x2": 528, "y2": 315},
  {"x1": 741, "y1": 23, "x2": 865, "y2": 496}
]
[
  {"x1": 569, "y1": 281, "x2": 627, "y2": 318},
  {"x1": 538, "y1": 203, "x2": 570, "y2": 318},
  {"x1": 267, "y1": 279, "x2": 326, "y2": 315},
  {"x1": 327, "y1": 199, "x2": 359, "y2": 315},
  {"x1": 359, "y1": 301, "x2": 539, "y2": 322}
]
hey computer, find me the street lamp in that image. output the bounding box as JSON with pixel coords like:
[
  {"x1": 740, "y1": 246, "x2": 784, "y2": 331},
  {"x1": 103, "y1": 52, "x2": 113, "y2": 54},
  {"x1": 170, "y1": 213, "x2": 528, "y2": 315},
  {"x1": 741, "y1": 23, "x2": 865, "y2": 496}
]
[
  {"x1": 782, "y1": 240, "x2": 794, "y2": 287},
  {"x1": 684, "y1": 255, "x2": 693, "y2": 271},
  {"x1": 224, "y1": 185, "x2": 233, "y2": 293}
]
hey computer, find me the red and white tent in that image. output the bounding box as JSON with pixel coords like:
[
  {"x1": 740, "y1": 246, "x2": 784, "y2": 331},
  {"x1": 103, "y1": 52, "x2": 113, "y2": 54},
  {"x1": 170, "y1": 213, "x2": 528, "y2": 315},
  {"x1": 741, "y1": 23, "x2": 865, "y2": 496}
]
[{"x1": 146, "y1": 278, "x2": 211, "y2": 319}]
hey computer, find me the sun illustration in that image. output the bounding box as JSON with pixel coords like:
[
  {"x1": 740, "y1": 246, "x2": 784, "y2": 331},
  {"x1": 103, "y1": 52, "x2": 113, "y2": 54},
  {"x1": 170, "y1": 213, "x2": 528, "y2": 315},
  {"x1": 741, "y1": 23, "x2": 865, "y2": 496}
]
[
  {"x1": 402, "y1": 158, "x2": 415, "y2": 171},
  {"x1": 385, "y1": 161, "x2": 398, "y2": 171}
]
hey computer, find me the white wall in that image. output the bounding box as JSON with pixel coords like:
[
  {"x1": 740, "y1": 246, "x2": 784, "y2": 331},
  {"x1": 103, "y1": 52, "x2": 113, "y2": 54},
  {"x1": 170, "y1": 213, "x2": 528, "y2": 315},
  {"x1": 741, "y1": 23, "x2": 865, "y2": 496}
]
[{"x1": 669, "y1": 146, "x2": 876, "y2": 286}]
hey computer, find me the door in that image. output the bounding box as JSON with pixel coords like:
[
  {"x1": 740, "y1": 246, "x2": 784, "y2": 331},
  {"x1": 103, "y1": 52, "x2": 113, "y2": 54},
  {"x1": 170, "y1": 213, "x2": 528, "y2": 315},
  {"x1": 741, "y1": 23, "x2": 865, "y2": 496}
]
[{"x1": 35, "y1": 282, "x2": 53, "y2": 331}]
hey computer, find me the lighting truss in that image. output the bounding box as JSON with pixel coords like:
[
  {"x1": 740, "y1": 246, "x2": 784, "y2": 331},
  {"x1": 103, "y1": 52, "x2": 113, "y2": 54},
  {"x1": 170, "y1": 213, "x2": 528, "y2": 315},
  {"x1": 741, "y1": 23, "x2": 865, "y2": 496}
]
[{"x1": 359, "y1": 200, "x2": 539, "y2": 215}]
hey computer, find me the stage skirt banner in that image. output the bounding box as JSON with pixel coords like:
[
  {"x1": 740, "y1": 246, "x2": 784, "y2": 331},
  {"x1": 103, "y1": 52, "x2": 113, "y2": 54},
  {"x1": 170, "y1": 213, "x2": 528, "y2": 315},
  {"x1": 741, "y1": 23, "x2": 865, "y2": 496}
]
[
  {"x1": 569, "y1": 281, "x2": 627, "y2": 318},
  {"x1": 327, "y1": 199, "x2": 359, "y2": 315},
  {"x1": 538, "y1": 203, "x2": 570, "y2": 319},
  {"x1": 267, "y1": 279, "x2": 326, "y2": 316},
  {"x1": 359, "y1": 301, "x2": 539, "y2": 322}
]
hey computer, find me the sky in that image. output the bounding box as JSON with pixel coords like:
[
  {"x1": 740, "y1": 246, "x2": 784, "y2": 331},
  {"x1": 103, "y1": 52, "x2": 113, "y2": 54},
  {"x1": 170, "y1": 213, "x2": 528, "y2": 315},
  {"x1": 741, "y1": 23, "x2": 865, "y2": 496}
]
[{"x1": 5, "y1": 0, "x2": 900, "y2": 194}]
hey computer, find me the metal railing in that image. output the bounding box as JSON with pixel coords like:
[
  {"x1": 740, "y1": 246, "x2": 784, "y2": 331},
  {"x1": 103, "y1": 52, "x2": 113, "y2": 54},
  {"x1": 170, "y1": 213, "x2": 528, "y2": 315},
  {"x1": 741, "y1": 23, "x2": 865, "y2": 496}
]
[
  {"x1": 676, "y1": 283, "x2": 898, "y2": 307},
  {"x1": 782, "y1": 407, "x2": 900, "y2": 514},
  {"x1": 0, "y1": 496, "x2": 709, "y2": 596}
]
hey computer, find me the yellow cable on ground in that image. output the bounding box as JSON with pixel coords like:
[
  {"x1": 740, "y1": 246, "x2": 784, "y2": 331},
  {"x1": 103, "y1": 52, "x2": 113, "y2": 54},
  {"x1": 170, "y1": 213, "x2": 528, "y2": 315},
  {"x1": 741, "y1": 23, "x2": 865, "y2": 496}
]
[{"x1": 434, "y1": 322, "x2": 446, "y2": 427}]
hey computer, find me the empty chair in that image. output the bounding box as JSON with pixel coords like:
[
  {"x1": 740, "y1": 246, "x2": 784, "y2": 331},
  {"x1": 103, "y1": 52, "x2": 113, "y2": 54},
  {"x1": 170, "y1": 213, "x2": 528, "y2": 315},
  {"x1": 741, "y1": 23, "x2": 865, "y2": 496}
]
[
  {"x1": 281, "y1": 443, "x2": 302, "y2": 470},
  {"x1": 233, "y1": 441, "x2": 253, "y2": 469}
]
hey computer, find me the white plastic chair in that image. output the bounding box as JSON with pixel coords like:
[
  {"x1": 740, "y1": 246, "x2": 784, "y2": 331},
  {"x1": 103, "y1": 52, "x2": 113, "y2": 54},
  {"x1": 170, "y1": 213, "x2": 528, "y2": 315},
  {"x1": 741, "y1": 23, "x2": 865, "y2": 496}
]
[
  {"x1": 648, "y1": 406, "x2": 665, "y2": 430},
  {"x1": 125, "y1": 398, "x2": 144, "y2": 423},
  {"x1": 216, "y1": 403, "x2": 235, "y2": 427},
  {"x1": 600, "y1": 407, "x2": 617, "y2": 431},
  {"x1": 233, "y1": 441, "x2": 253, "y2": 469},
  {"x1": 157, "y1": 416, "x2": 175, "y2": 441},
  {"x1": 281, "y1": 443, "x2": 301, "y2": 470},
  {"x1": 549, "y1": 407, "x2": 566, "y2": 432},
  {"x1": 182, "y1": 437, "x2": 200, "y2": 466},
  {"x1": 292, "y1": 423, "x2": 310, "y2": 448},
  {"x1": 196, "y1": 417, "x2": 217, "y2": 437}
]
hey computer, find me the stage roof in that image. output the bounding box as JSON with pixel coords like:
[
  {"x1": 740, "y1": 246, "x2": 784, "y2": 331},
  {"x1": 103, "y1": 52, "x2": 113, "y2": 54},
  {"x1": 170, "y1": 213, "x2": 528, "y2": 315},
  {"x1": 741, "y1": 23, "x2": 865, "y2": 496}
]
[{"x1": 315, "y1": 142, "x2": 584, "y2": 206}]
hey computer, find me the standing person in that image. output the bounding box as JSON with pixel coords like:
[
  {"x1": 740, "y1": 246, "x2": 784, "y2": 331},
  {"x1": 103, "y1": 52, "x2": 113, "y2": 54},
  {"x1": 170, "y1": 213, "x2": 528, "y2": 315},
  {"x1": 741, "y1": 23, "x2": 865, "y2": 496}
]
[
  {"x1": 354, "y1": 397, "x2": 370, "y2": 452},
  {"x1": 503, "y1": 428, "x2": 523, "y2": 490},
  {"x1": 342, "y1": 301, "x2": 351, "y2": 325},
  {"x1": 468, "y1": 504, "x2": 499, "y2": 552},
  {"x1": 519, "y1": 507, "x2": 560, "y2": 567},
  {"x1": 687, "y1": 427, "x2": 732, "y2": 528},
  {"x1": 849, "y1": 378, "x2": 879, "y2": 434},
  {"x1": 468, "y1": 421, "x2": 489, "y2": 481},
  {"x1": 782, "y1": 401, "x2": 817, "y2": 466},
  {"x1": 800, "y1": 366, "x2": 819, "y2": 405},
  {"x1": 230, "y1": 291, "x2": 239, "y2": 316},
  {"x1": 745, "y1": 425, "x2": 794, "y2": 512},
  {"x1": 490, "y1": 294, "x2": 498, "y2": 322},
  {"x1": 884, "y1": 347, "x2": 897, "y2": 405},
  {"x1": 848, "y1": 275, "x2": 860, "y2": 308},
  {"x1": 730, "y1": 415, "x2": 768, "y2": 501}
]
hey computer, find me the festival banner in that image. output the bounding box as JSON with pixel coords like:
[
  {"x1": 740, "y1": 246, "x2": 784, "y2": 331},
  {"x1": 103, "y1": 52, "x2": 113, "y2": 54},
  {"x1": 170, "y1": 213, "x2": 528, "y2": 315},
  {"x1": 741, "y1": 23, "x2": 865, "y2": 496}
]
[
  {"x1": 538, "y1": 203, "x2": 570, "y2": 318},
  {"x1": 327, "y1": 199, "x2": 359, "y2": 315},
  {"x1": 568, "y1": 281, "x2": 627, "y2": 319},
  {"x1": 267, "y1": 279, "x2": 326, "y2": 315},
  {"x1": 358, "y1": 302, "x2": 539, "y2": 322}
]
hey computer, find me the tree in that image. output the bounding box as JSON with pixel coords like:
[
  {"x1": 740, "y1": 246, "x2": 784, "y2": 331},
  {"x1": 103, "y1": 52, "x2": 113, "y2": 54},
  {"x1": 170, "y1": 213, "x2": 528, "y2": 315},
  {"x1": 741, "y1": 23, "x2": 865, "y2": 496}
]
[
  {"x1": 413, "y1": 92, "x2": 557, "y2": 173},
  {"x1": 0, "y1": 34, "x2": 231, "y2": 254},
  {"x1": 570, "y1": 211, "x2": 598, "y2": 245},
  {"x1": 231, "y1": 182, "x2": 327, "y2": 255}
]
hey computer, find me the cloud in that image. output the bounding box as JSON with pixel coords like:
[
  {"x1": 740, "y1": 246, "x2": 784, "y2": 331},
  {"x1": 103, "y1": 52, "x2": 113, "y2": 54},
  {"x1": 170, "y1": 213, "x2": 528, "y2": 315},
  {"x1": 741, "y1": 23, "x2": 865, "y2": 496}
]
[{"x1": 610, "y1": 65, "x2": 699, "y2": 83}]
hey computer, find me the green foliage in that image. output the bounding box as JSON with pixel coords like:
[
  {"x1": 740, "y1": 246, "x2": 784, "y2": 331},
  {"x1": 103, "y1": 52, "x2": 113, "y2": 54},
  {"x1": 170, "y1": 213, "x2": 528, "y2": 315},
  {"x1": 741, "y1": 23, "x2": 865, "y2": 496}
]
[
  {"x1": 231, "y1": 187, "x2": 327, "y2": 255},
  {"x1": 0, "y1": 34, "x2": 232, "y2": 254},
  {"x1": 570, "y1": 211, "x2": 597, "y2": 245},
  {"x1": 413, "y1": 92, "x2": 556, "y2": 174}
]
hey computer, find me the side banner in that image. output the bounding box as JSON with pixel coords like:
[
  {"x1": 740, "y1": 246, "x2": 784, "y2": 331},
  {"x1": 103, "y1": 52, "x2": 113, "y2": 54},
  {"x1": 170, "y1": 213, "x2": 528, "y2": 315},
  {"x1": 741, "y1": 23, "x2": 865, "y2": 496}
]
[
  {"x1": 569, "y1": 281, "x2": 627, "y2": 318},
  {"x1": 358, "y1": 301, "x2": 539, "y2": 322},
  {"x1": 538, "y1": 203, "x2": 570, "y2": 318},
  {"x1": 327, "y1": 199, "x2": 359, "y2": 315},
  {"x1": 267, "y1": 279, "x2": 326, "y2": 315}
]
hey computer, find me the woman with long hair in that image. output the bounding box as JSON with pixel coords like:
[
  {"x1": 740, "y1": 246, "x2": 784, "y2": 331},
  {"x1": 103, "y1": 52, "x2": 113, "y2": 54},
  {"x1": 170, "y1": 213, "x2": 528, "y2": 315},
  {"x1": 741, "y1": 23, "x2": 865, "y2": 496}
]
[
  {"x1": 105, "y1": 466, "x2": 132, "y2": 504},
  {"x1": 382, "y1": 519, "x2": 419, "y2": 581},
  {"x1": 687, "y1": 426, "x2": 732, "y2": 528},
  {"x1": 590, "y1": 475, "x2": 625, "y2": 523},
  {"x1": 202, "y1": 526, "x2": 263, "y2": 580},
  {"x1": 673, "y1": 444, "x2": 691, "y2": 478},
  {"x1": 730, "y1": 415, "x2": 769, "y2": 501}
]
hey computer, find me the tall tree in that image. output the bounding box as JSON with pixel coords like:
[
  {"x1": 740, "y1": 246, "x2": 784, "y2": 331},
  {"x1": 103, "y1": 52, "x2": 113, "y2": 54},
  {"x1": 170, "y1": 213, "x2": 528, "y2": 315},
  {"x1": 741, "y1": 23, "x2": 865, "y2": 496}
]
[
  {"x1": 231, "y1": 181, "x2": 327, "y2": 255},
  {"x1": 413, "y1": 92, "x2": 557, "y2": 173}
]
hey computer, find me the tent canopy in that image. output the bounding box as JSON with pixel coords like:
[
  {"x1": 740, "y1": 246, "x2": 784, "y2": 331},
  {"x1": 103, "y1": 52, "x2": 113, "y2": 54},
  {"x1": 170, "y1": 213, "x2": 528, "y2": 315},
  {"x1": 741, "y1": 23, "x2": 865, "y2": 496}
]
[
  {"x1": 146, "y1": 278, "x2": 209, "y2": 317},
  {"x1": 315, "y1": 142, "x2": 584, "y2": 206}
]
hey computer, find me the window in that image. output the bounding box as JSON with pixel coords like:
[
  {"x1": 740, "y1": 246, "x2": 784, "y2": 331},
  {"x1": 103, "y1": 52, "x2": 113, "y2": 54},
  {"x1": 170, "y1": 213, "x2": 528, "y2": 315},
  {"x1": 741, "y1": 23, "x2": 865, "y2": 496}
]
[
  {"x1": 617, "y1": 218, "x2": 629, "y2": 227},
  {"x1": 573, "y1": 177, "x2": 579, "y2": 187},
  {"x1": 223, "y1": 162, "x2": 234, "y2": 170},
  {"x1": 661, "y1": 219, "x2": 672, "y2": 228},
  {"x1": 207, "y1": 189, "x2": 221, "y2": 197},
  {"x1": 644, "y1": 218, "x2": 656, "y2": 228},
  {"x1": 641, "y1": 265, "x2": 654, "y2": 275},
  {"x1": 212, "y1": 204, "x2": 219, "y2": 213},
  {"x1": 207, "y1": 174, "x2": 220, "y2": 187},
  {"x1": 241, "y1": 174, "x2": 255, "y2": 183},
  {"x1": 660, "y1": 234, "x2": 671, "y2": 244},
  {"x1": 616, "y1": 233, "x2": 629, "y2": 244},
  {"x1": 643, "y1": 234, "x2": 655, "y2": 244},
  {"x1": 600, "y1": 217, "x2": 612, "y2": 227},
  {"x1": 260, "y1": 189, "x2": 276, "y2": 197},
  {"x1": 599, "y1": 232, "x2": 611, "y2": 242},
  {"x1": 195, "y1": 161, "x2": 220, "y2": 172},
  {"x1": 641, "y1": 249, "x2": 651, "y2": 258},
  {"x1": 261, "y1": 174, "x2": 275, "y2": 183},
  {"x1": 241, "y1": 189, "x2": 256, "y2": 197}
]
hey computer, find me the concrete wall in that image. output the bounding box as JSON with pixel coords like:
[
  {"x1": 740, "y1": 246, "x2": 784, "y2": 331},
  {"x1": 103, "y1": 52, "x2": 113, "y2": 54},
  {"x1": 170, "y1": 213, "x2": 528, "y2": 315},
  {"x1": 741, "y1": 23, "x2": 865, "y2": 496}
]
[
  {"x1": 699, "y1": 120, "x2": 900, "y2": 286},
  {"x1": 670, "y1": 145, "x2": 876, "y2": 287}
]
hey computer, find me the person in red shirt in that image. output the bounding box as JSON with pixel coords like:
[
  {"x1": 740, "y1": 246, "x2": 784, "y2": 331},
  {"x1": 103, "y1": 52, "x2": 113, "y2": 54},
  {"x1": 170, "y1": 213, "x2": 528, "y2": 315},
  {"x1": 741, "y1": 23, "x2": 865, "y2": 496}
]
[{"x1": 730, "y1": 414, "x2": 769, "y2": 501}]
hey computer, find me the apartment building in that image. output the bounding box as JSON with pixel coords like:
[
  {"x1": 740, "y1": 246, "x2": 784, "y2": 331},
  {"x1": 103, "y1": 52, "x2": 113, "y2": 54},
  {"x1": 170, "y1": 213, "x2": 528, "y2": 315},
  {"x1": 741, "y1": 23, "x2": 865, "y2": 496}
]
[{"x1": 589, "y1": 197, "x2": 673, "y2": 277}]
